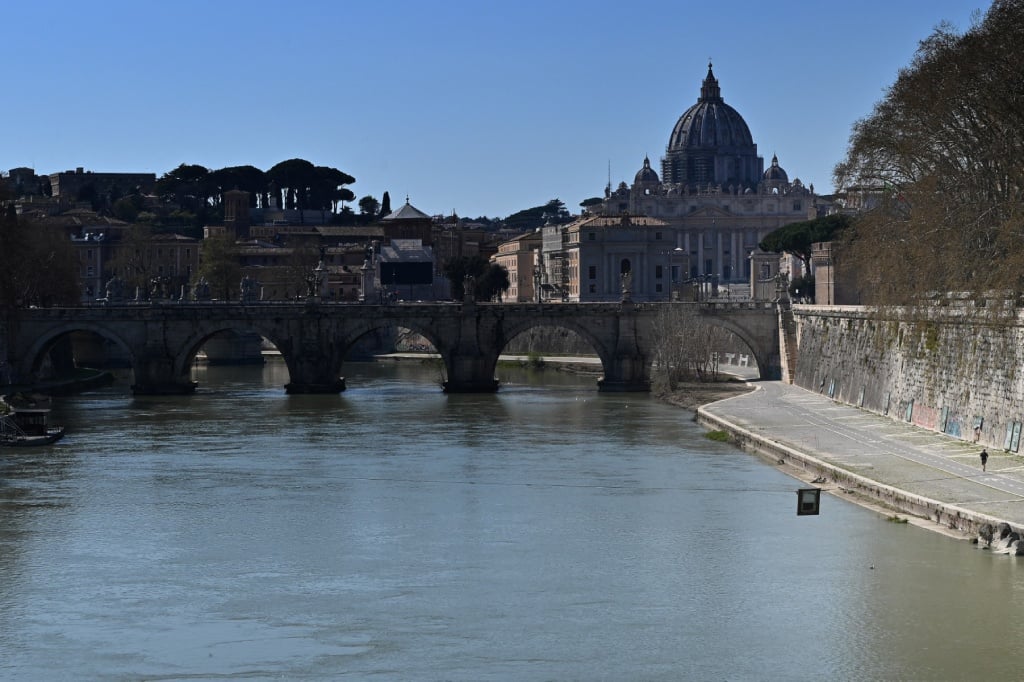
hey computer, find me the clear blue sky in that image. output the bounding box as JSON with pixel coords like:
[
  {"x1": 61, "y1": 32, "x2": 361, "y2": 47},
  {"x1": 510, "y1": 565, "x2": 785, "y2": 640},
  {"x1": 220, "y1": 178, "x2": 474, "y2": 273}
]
[{"x1": 6, "y1": 0, "x2": 987, "y2": 219}]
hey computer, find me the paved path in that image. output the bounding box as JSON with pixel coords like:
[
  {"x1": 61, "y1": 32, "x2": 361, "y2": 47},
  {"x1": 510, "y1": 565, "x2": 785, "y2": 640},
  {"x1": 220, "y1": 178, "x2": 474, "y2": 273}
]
[{"x1": 700, "y1": 380, "x2": 1024, "y2": 531}]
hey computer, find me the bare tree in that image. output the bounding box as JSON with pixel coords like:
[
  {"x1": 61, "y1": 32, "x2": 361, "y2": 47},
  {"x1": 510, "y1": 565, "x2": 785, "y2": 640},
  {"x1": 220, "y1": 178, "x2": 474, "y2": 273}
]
[
  {"x1": 835, "y1": 1, "x2": 1024, "y2": 306},
  {"x1": 651, "y1": 305, "x2": 730, "y2": 390}
]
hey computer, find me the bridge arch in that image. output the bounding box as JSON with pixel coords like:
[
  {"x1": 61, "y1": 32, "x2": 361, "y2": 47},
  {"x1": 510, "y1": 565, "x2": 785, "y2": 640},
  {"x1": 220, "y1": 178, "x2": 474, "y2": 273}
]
[
  {"x1": 16, "y1": 322, "x2": 135, "y2": 387},
  {"x1": 335, "y1": 317, "x2": 453, "y2": 389},
  {"x1": 497, "y1": 317, "x2": 615, "y2": 385},
  {"x1": 169, "y1": 322, "x2": 307, "y2": 393},
  {"x1": 694, "y1": 309, "x2": 777, "y2": 379}
]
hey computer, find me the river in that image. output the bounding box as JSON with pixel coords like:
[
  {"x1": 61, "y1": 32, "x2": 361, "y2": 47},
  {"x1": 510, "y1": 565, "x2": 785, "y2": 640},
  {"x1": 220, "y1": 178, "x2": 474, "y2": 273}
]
[{"x1": 1, "y1": 359, "x2": 1022, "y2": 680}]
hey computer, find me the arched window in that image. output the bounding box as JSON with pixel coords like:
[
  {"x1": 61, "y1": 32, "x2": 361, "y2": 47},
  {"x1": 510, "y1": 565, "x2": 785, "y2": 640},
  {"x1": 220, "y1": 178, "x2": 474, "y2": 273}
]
[{"x1": 620, "y1": 259, "x2": 631, "y2": 275}]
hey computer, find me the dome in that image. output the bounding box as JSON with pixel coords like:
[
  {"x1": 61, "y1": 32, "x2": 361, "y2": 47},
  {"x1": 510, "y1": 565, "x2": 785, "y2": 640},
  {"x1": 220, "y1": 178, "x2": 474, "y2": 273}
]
[
  {"x1": 763, "y1": 154, "x2": 788, "y2": 183},
  {"x1": 634, "y1": 156, "x2": 660, "y2": 184},
  {"x1": 667, "y1": 64, "x2": 754, "y2": 152},
  {"x1": 661, "y1": 64, "x2": 763, "y2": 188}
]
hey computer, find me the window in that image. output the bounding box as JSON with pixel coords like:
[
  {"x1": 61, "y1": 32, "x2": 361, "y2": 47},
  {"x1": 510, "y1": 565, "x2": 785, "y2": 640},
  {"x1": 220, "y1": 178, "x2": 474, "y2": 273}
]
[
  {"x1": 655, "y1": 265, "x2": 663, "y2": 279},
  {"x1": 655, "y1": 231, "x2": 662, "y2": 240},
  {"x1": 793, "y1": 201, "x2": 802, "y2": 211},
  {"x1": 655, "y1": 283, "x2": 663, "y2": 293},
  {"x1": 588, "y1": 266, "x2": 596, "y2": 279},
  {"x1": 588, "y1": 232, "x2": 596, "y2": 241},
  {"x1": 87, "y1": 266, "x2": 94, "y2": 276}
]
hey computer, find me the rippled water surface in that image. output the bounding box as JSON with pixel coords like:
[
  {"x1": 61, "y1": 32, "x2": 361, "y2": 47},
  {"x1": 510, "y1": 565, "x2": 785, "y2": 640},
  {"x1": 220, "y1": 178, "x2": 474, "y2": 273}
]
[{"x1": 2, "y1": 359, "x2": 1024, "y2": 680}]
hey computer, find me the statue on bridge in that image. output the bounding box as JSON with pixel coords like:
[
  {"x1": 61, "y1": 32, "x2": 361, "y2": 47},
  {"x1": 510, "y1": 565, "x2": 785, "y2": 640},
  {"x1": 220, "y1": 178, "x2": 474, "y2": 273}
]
[
  {"x1": 620, "y1": 270, "x2": 633, "y2": 303},
  {"x1": 104, "y1": 275, "x2": 126, "y2": 303},
  {"x1": 240, "y1": 275, "x2": 260, "y2": 303},
  {"x1": 773, "y1": 271, "x2": 790, "y2": 303},
  {"x1": 149, "y1": 275, "x2": 171, "y2": 300},
  {"x1": 193, "y1": 277, "x2": 212, "y2": 301}
]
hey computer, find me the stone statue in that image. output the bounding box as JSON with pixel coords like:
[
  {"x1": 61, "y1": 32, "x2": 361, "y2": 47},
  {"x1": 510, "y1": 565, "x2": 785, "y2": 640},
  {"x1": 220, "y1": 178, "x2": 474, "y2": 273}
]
[
  {"x1": 104, "y1": 275, "x2": 125, "y2": 302},
  {"x1": 193, "y1": 277, "x2": 211, "y2": 301},
  {"x1": 620, "y1": 270, "x2": 633, "y2": 302},
  {"x1": 240, "y1": 275, "x2": 259, "y2": 303}
]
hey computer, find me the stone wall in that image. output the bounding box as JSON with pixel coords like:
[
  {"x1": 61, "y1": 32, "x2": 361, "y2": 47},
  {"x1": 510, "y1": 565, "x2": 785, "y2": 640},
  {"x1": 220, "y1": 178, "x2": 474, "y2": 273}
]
[{"x1": 793, "y1": 304, "x2": 1024, "y2": 451}]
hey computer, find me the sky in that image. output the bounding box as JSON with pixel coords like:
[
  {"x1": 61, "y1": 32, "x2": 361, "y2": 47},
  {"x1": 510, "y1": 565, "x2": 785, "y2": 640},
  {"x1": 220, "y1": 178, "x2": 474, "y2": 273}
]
[{"x1": 5, "y1": 1, "x2": 989, "y2": 220}]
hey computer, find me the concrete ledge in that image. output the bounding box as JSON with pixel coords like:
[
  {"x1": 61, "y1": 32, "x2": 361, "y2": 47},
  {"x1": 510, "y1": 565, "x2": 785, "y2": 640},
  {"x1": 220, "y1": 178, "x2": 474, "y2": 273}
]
[{"x1": 696, "y1": 403, "x2": 1008, "y2": 538}]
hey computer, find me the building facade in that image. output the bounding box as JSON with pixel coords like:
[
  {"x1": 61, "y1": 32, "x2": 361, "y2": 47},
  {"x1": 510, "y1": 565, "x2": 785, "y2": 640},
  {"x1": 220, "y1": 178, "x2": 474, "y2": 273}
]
[
  {"x1": 491, "y1": 231, "x2": 543, "y2": 302},
  {"x1": 541, "y1": 215, "x2": 680, "y2": 302},
  {"x1": 576, "y1": 63, "x2": 818, "y2": 289}
]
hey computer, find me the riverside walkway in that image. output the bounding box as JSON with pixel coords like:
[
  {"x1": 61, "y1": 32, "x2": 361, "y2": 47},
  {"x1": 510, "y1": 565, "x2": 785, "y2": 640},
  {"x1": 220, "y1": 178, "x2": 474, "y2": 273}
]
[{"x1": 698, "y1": 381, "x2": 1024, "y2": 537}]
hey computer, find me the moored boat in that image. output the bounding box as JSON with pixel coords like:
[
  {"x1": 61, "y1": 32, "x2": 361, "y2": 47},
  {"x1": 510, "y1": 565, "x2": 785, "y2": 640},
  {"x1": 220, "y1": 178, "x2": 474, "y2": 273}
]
[{"x1": 0, "y1": 393, "x2": 65, "y2": 446}]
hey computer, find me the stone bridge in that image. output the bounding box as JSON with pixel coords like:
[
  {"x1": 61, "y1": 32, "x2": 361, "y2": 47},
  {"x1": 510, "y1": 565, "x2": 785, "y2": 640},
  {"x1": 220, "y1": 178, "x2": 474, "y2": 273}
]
[{"x1": 6, "y1": 299, "x2": 780, "y2": 394}]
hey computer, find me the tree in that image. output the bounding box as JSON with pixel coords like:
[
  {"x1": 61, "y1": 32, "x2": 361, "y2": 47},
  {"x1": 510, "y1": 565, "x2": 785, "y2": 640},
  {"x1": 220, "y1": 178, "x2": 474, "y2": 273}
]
[
  {"x1": 266, "y1": 160, "x2": 355, "y2": 220},
  {"x1": 112, "y1": 194, "x2": 144, "y2": 222},
  {"x1": 156, "y1": 164, "x2": 212, "y2": 207},
  {"x1": 312, "y1": 165, "x2": 355, "y2": 213},
  {"x1": 0, "y1": 206, "x2": 79, "y2": 309},
  {"x1": 504, "y1": 199, "x2": 571, "y2": 231},
  {"x1": 358, "y1": 195, "x2": 380, "y2": 222},
  {"x1": 197, "y1": 233, "x2": 240, "y2": 300},
  {"x1": 154, "y1": 164, "x2": 217, "y2": 227},
  {"x1": 0, "y1": 204, "x2": 34, "y2": 308},
  {"x1": 267, "y1": 159, "x2": 317, "y2": 214},
  {"x1": 758, "y1": 214, "x2": 850, "y2": 275},
  {"x1": 442, "y1": 255, "x2": 510, "y2": 301},
  {"x1": 107, "y1": 226, "x2": 159, "y2": 295},
  {"x1": 380, "y1": 191, "x2": 392, "y2": 217},
  {"x1": 282, "y1": 241, "x2": 322, "y2": 299},
  {"x1": 24, "y1": 227, "x2": 80, "y2": 307},
  {"x1": 443, "y1": 255, "x2": 483, "y2": 299},
  {"x1": 477, "y1": 263, "x2": 511, "y2": 302},
  {"x1": 651, "y1": 305, "x2": 731, "y2": 390},
  {"x1": 208, "y1": 165, "x2": 267, "y2": 207},
  {"x1": 833, "y1": 1, "x2": 1024, "y2": 304}
]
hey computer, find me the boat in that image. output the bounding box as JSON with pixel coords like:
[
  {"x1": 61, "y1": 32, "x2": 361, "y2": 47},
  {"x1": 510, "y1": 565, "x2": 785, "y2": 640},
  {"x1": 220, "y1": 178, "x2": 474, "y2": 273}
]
[{"x1": 0, "y1": 393, "x2": 65, "y2": 446}]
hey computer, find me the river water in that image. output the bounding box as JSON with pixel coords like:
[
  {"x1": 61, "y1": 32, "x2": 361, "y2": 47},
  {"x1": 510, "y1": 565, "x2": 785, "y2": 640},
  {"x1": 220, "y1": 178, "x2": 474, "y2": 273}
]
[{"x1": 2, "y1": 359, "x2": 1023, "y2": 681}]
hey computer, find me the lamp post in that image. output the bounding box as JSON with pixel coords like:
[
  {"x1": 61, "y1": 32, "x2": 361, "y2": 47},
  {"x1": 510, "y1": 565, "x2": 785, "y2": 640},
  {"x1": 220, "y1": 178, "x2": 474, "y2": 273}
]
[{"x1": 671, "y1": 247, "x2": 685, "y2": 301}]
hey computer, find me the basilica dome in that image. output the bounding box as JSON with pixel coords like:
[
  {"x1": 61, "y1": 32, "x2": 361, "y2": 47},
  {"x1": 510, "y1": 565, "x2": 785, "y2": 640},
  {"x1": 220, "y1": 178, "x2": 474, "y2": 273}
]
[
  {"x1": 661, "y1": 64, "x2": 763, "y2": 189},
  {"x1": 763, "y1": 154, "x2": 788, "y2": 183},
  {"x1": 634, "y1": 156, "x2": 660, "y2": 184},
  {"x1": 667, "y1": 65, "x2": 754, "y2": 151}
]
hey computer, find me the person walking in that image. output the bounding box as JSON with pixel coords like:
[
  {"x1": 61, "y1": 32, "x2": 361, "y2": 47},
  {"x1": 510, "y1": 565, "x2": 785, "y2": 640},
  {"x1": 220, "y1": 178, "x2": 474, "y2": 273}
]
[{"x1": 980, "y1": 448, "x2": 989, "y2": 472}]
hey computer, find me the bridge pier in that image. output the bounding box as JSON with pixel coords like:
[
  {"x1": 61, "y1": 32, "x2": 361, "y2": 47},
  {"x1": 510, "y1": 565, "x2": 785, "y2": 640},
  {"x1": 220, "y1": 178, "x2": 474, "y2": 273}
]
[
  {"x1": 442, "y1": 356, "x2": 499, "y2": 393},
  {"x1": 132, "y1": 354, "x2": 197, "y2": 395},
  {"x1": 283, "y1": 360, "x2": 346, "y2": 394},
  {"x1": 285, "y1": 378, "x2": 347, "y2": 394},
  {"x1": 596, "y1": 355, "x2": 651, "y2": 392}
]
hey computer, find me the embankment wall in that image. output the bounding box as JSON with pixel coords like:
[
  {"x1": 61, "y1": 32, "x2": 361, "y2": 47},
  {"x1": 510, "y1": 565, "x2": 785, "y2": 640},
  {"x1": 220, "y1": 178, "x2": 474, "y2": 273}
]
[{"x1": 790, "y1": 304, "x2": 1024, "y2": 451}]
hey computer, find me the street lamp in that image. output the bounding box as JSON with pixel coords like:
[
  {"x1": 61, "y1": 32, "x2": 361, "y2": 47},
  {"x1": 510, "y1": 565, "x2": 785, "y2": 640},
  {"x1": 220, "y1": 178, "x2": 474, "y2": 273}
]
[{"x1": 671, "y1": 247, "x2": 685, "y2": 301}]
